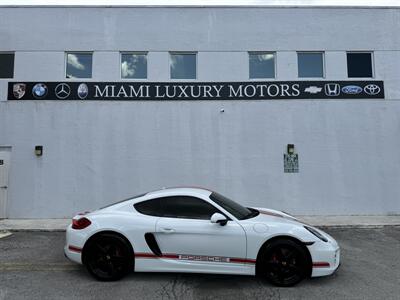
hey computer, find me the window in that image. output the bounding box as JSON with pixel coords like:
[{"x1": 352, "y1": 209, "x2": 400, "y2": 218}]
[
  {"x1": 66, "y1": 52, "x2": 92, "y2": 79},
  {"x1": 170, "y1": 53, "x2": 196, "y2": 79},
  {"x1": 347, "y1": 52, "x2": 373, "y2": 78},
  {"x1": 134, "y1": 198, "x2": 163, "y2": 217},
  {"x1": 297, "y1": 52, "x2": 324, "y2": 78},
  {"x1": 121, "y1": 52, "x2": 147, "y2": 79},
  {"x1": 249, "y1": 52, "x2": 275, "y2": 79},
  {"x1": 162, "y1": 196, "x2": 220, "y2": 219},
  {"x1": 134, "y1": 196, "x2": 221, "y2": 220},
  {"x1": 0, "y1": 53, "x2": 14, "y2": 78},
  {"x1": 210, "y1": 192, "x2": 259, "y2": 220}
]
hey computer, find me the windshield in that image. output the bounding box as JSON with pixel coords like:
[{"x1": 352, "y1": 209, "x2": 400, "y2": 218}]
[{"x1": 209, "y1": 192, "x2": 259, "y2": 220}]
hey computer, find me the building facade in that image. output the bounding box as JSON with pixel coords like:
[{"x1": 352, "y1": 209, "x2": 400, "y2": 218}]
[{"x1": 0, "y1": 5, "x2": 399, "y2": 218}]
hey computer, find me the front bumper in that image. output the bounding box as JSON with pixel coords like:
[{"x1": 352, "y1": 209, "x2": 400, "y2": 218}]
[{"x1": 307, "y1": 231, "x2": 341, "y2": 277}]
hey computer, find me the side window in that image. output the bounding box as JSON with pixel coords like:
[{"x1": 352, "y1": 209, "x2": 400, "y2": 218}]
[
  {"x1": 162, "y1": 196, "x2": 220, "y2": 220},
  {"x1": 0, "y1": 53, "x2": 15, "y2": 78},
  {"x1": 134, "y1": 198, "x2": 163, "y2": 217}
]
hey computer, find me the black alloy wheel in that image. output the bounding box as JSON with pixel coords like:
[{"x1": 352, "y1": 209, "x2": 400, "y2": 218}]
[
  {"x1": 261, "y1": 239, "x2": 310, "y2": 287},
  {"x1": 84, "y1": 233, "x2": 133, "y2": 281}
]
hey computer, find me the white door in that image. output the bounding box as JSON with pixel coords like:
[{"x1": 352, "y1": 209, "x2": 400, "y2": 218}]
[
  {"x1": 0, "y1": 148, "x2": 11, "y2": 219},
  {"x1": 154, "y1": 196, "x2": 247, "y2": 267},
  {"x1": 156, "y1": 217, "x2": 247, "y2": 260}
]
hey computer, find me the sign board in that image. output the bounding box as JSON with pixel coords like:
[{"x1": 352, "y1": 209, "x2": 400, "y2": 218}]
[
  {"x1": 284, "y1": 154, "x2": 299, "y2": 173},
  {"x1": 8, "y1": 81, "x2": 384, "y2": 101}
]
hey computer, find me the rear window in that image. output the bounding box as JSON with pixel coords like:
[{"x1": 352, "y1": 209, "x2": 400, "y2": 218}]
[{"x1": 134, "y1": 198, "x2": 163, "y2": 217}]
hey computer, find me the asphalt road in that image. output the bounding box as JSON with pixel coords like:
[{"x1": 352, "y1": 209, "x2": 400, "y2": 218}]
[{"x1": 0, "y1": 228, "x2": 399, "y2": 300}]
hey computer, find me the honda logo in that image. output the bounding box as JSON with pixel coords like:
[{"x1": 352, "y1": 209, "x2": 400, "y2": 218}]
[{"x1": 324, "y1": 84, "x2": 340, "y2": 96}]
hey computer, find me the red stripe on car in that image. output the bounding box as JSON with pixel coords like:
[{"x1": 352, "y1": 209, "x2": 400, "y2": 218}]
[
  {"x1": 135, "y1": 252, "x2": 256, "y2": 264},
  {"x1": 68, "y1": 245, "x2": 82, "y2": 253},
  {"x1": 313, "y1": 262, "x2": 330, "y2": 268}
]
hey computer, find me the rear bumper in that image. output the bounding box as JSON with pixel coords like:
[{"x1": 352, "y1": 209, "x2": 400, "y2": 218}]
[
  {"x1": 64, "y1": 245, "x2": 83, "y2": 264},
  {"x1": 64, "y1": 224, "x2": 84, "y2": 264}
]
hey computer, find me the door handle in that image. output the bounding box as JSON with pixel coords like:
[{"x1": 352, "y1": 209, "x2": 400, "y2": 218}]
[
  {"x1": 160, "y1": 228, "x2": 175, "y2": 233},
  {"x1": 0, "y1": 186, "x2": 7, "y2": 189}
]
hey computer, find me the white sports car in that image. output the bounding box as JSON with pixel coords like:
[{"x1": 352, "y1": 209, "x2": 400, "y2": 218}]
[{"x1": 65, "y1": 187, "x2": 340, "y2": 286}]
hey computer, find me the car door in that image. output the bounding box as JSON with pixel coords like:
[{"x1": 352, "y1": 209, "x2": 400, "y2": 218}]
[{"x1": 154, "y1": 196, "x2": 247, "y2": 266}]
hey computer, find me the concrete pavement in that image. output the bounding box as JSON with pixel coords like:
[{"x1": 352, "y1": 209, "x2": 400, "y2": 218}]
[{"x1": 0, "y1": 228, "x2": 399, "y2": 299}]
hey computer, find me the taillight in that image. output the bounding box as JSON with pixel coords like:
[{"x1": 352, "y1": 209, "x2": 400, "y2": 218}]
[{"x1": 72, "y1": 217, "x2": 91, "y2": 230}]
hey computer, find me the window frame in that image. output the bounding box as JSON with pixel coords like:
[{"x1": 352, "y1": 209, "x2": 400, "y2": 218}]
[
  {"x1": 0, "y1": 52, "x2": 15, "y2": 79},
  {"x1": 248, "y1": 51, "x2": 277, "y2": 80},
  {"x1": 120, "y1": 51, "x2": 148, "y2": 80},
  {"x1": 346, "y1": 51, "x2": 374, "y2": 79},
  {"x1": 297, "y1": 51, "x2": 325, "y2": 79},
  {"x1": 65, "y1": 51, "x2": 94, "y2": 79},
  {"x1": 134, "y1": 195, "x2": 227, "y2": 220},
  {"x1": 169, "y1": 51, "x2": 198, "y2": 80}
]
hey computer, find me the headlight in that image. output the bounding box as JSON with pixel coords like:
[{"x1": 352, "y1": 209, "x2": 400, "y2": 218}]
[{"x1": 304, "y1": 226, "x2": 328, "y2": 242}]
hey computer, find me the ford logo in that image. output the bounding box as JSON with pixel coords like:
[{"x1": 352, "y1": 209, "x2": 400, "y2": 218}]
[{"x1": 342, "y1": 85, "x2": 362, "y2": 95}]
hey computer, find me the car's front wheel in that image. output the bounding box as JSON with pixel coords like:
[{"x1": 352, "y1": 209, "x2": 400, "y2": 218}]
[
  {"x1": 83, "y1": 233, "x2": 133, "y2": 281},
  {"x1": 258, "y1": 239, "x2": 311, "y2": 287}
]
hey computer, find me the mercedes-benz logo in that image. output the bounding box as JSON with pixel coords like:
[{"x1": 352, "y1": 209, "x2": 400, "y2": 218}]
[
  {"x1": 364, "y1": 84, "x2": 381, "y2": 96},
  {"x1": 55, "y1": 83, "x2": 71, "y2": 99}
]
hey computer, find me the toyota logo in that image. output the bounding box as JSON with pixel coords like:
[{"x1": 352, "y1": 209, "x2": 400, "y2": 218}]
[
  {"x1": 55, "y1": 83, "x2": 71, "y2": 99},
  {"x1": 364, "y1": 84, "x2": 381, "y2": 96}
]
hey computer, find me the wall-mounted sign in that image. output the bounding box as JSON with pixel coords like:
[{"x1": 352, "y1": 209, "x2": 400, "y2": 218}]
[
  {"x1": 284, "y1": 154, "x2": 299, "y2": 173},
  {"x1": 8, "y1": 81, "x2": 384, "y2": 101}
]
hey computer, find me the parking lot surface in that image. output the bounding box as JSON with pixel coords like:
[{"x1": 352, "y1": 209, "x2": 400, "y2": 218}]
[{"x1": 0, "y1": 228, "x2": 399, "y2": 300}]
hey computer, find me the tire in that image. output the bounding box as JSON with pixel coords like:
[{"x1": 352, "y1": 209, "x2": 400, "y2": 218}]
[
  {"x1": 258, "y1": 238, "x2": 310, "y2": 287},
  {"x1": 83, "y1": 233, "x2": 133, "y2": 281}
]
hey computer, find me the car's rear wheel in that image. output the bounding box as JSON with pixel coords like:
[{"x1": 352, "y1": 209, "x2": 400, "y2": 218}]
[
  {"x1": 83, "y1": 233, "x2": 133, "y2": 281},
  {"x1": 259, "y1": 239, "x2": 310, "y2": 287}
]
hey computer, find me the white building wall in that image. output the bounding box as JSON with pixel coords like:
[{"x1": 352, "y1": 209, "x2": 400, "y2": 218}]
[{"x1": 0, "y1": 6, "x2": 399, "y2": 218}]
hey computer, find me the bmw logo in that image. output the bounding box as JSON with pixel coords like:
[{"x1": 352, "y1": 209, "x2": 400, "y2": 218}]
[
  {"x1": 32, "y1": 83, "x2": 48, "y2": 99},
  {"x1": 77, "y1": 83, "x2": 89, "y2": 99}
]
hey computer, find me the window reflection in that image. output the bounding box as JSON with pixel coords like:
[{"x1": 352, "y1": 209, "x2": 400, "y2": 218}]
[
  {"x1": 66, "y1": 53, "x2": 92, "y2": 79},
  {"x1": 121, "y1": 53, "x2": 147, "y2": 79},
  {"x1": 249, "y1": 52, "x2": 275, "y2": 79},
  {"x1": 298, "y1": 52, "x2": 324, "y2": 78},
  {"x1": 170, "y1": 53, "x2": 196, "y2": 79}
]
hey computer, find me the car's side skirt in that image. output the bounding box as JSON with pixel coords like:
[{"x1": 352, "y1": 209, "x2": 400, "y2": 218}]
[{"x1": 134, "y1": 252, "x2": 255, "y2": 275}]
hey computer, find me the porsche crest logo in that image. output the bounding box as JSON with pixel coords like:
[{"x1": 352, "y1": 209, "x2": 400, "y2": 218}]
[{"x1": 13, "y1": 83, "x2": 26, "y2": 99}]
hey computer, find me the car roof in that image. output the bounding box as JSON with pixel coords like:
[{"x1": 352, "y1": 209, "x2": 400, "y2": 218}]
[{"x1": 146, "y1": 186, "x2": 213, "y2": 198}]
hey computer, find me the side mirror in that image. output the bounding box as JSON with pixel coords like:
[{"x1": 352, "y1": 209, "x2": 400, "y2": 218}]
[{"x1": 210, "y1": 213, "x2": 228, "y2": 226}]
